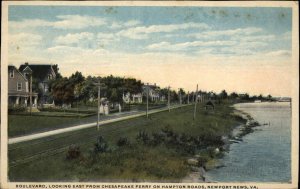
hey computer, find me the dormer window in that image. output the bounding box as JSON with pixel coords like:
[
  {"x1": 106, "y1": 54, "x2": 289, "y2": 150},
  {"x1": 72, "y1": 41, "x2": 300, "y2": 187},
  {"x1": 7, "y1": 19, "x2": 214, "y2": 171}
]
[{"x1": 9, "y1": 69, "x2": 14, "y2": 78}]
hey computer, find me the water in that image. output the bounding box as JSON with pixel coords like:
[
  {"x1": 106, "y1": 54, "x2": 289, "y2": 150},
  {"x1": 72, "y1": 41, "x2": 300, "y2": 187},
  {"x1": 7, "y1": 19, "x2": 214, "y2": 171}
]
[{"x1": 206, "y1": 102, "x2": 291, "y2": 182}]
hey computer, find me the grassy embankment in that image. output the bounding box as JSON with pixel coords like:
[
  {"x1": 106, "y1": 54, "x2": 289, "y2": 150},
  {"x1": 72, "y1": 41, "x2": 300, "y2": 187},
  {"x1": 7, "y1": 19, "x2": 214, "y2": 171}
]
[{"x1": 9, "y1": 103, "x2": 246, "y2": 182}]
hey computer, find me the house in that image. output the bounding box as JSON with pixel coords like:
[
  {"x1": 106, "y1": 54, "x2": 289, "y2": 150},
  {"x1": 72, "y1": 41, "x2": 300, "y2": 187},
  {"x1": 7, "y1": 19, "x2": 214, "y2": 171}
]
[
  {"x1": 8, "y1": 65, "x2": 38, "y2": 108},
  {"x1": 205, "y1": 101, "x2": 215, "y2": 110},
  {"x1": 122, "y1": 92, "x2": 143, "y2": 104},
  {"x1": 142, "y1": 83, "x2": 166, "y2": 102},
  {"x1": 19, "y1": 63, "x2": 56, "y2": 105}
]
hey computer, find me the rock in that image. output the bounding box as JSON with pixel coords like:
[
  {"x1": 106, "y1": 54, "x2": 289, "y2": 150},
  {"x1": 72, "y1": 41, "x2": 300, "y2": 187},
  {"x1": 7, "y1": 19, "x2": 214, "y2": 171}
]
[{"x1": 214, "y1": 148, "x2": 220, "y2": 154}]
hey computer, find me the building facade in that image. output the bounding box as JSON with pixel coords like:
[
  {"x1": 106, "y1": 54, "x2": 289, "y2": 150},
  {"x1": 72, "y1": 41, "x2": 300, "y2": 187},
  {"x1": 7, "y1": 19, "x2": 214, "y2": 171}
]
[
  {"x1": 19, "y1": 63, "x2": 56, "y2": 105},
  {"x1": 8, "y1": 65, "x2": 38, "y2": 108}
]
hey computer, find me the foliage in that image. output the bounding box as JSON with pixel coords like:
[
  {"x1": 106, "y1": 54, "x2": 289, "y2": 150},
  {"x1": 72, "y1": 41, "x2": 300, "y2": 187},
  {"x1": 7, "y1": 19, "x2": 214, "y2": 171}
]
[
  {"x1": 8, "y1": 106, "x2": 26, "y2": 114},
  {"x1": 66, "y1": 145, "x2": 81, "y2": 160},
  {"x1": 94, "y1": 136, "x2": 110, "y2": 154},
  {"x1": 117, "y1": 137, "x2": 130, "y2": 147}
]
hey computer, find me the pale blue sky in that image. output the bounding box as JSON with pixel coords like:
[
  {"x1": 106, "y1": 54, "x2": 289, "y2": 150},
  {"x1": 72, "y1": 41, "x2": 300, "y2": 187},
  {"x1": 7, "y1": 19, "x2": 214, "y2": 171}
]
[{"x1": 8, "y1": 6, "x2": 293, "y2": 96}]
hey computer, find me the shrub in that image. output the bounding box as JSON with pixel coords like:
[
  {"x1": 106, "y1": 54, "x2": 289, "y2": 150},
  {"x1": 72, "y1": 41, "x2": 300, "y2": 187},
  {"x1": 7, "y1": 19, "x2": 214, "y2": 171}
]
[
  {"x1": 94, "y1": 136, "x2": 109, "y2": 154},
  {"x1": 151, "y1": 132, "x2": 166, "y2": 146},
  {"x1": 66, "y1": 145, "x2": 81, "y2": 160},
  {"x1": 8, "y1": 106, "x2": 26, "y2": 114},
  {"x1": 161, "y1": 126, "x2": 174, "y2": 137},
  {"x1": 117, "y1": 137, "x2": 130, "y2": 147},
  {"x1": 136, "y1": 130, "x2": 151, "y2": 145}
]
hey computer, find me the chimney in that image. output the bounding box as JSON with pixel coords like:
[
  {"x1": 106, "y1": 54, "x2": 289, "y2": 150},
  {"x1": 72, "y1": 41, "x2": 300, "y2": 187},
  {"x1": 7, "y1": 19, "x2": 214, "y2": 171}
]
[{"x1": 25, "y1": 62, "x2": 29, "y2": 65}]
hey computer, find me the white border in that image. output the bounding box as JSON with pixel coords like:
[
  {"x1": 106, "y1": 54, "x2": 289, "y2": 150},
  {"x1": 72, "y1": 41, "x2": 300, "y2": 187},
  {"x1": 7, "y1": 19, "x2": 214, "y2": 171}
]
[{"x1": 1, "y1": 1, "x2": 299, "y2": 189}]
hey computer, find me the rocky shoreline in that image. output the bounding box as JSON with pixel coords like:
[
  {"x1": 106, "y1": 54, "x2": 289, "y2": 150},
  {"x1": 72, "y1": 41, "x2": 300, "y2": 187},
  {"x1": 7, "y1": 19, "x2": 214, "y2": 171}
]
[{"x1": 182, "y1": 109, "x2": 262, "y2": 183}]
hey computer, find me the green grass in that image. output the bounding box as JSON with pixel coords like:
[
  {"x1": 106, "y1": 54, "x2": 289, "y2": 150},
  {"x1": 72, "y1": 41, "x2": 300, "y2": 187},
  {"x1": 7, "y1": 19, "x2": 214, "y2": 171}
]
[
  {"x1": 8, "y1": 103, "x2": 245, "y2": 182},
  {"x1": 8, "y1": 114, "x2": 98, "y2": 138}
]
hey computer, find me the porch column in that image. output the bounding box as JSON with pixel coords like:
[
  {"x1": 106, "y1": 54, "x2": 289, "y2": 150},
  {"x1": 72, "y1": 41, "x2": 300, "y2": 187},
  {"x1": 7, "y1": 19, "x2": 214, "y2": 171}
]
[
  {"x1": 24, "y1": 97, "x2": 28, "y2": 107},
  {"x1": 34, "y1": 96, "x2": 38, "y2": 107},
  {"x1": 16, "y1": 97, "x2": 20, "y2": 105}
]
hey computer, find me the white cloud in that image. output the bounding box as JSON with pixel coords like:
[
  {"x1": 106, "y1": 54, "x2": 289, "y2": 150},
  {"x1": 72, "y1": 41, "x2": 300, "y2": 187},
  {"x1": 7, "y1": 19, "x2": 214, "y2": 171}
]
[
  {"x1": 147, "y1": 40, "x2": 236, "y2": 51},
  {"x1": 9, "y1": 33, "x2": 42, "y2": 47},
  {"x1": 53, "y1": 15, "x2": 106, "y2": 29},
  {"x1": 123, "y1": 20, "x2": 141, "y2": 27},
  {"x1": 9, "y1": 15, "x2": 107, "y2": 30},
  {"x1": 118, "y1": 22, "x2": 210, "y2": 39},
  {"x1": 9, "y1": 19, "x2": 53, "y2": 30},
  {"x1": 189, "y1": 27, "x2": 263, "y2": 39},
  {"x1": 265, "y1": 50, "x2": 291, "y2": 57},
  {"x1": 97, "y1": 33, "x2": 119, "y2": 45},
  {"x1": 237, "y1": 34, "x2": 276, "y2": 42},
  {"x1": 54, "y1": 32, "x2": 95, "y2": 45}
]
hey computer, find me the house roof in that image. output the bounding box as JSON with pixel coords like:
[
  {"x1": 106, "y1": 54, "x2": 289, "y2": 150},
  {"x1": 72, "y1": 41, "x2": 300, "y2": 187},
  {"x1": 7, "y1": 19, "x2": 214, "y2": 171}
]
[
  {"x1": 19, "y1": 64, "x2": 56, "y2": 81},
  {"x1": 8, "y1": 65, "x2": 28, "y2": 81},
  {"x1": 206, "y1": 101, "x2": 215, "y2": 106}
]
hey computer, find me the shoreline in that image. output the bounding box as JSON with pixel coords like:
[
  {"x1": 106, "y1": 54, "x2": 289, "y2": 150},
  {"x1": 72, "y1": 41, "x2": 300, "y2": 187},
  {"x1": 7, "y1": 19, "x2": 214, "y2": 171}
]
[{"x1": 182, "y1": 105, "x2": 261, "y2": 183}]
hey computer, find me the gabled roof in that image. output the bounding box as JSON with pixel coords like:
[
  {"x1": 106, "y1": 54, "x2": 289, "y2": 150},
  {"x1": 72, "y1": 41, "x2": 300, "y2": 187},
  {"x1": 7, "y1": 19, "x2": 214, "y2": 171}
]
[
  {"x1": 8, "y1": 65, "x2": 28, "y2": 81},
  {"x1": 19, "y1": 63, "x2": 56, "y2": 81}
]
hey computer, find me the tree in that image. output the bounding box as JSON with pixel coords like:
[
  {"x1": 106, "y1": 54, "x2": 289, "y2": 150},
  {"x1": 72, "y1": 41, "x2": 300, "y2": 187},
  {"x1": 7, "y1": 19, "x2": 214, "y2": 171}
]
[
  {"x1": 110, "y1": 88, "x2": 119, "y2": 103},
  {"x1": 51, "y1": 77, "x2": 75, "y2": 105},
  {"x1": 70, "y1": 71, "x2": 85, "y2": 84},
  {"x1": 267, "y1": 94, "x2": 272, "y2": 101},
  {"x1": 229, "y1": 92, "x2": 239, "y2": 99},
  {"x1": 219, "y1": 90, "x2": 228, "y2": 99},
  {"x1": 52, "y1": 64, "x2": 63, "y2": 79}
]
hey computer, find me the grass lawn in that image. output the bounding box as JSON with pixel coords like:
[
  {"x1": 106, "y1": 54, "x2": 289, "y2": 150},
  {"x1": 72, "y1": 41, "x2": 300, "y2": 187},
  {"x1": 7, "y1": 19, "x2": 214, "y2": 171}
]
[
  {"x1": 8, "y1": 114, "x2": 98, "y2": 138},
  {"x1": 8, "y1": 103, "x2": 246, "y2": 182}
]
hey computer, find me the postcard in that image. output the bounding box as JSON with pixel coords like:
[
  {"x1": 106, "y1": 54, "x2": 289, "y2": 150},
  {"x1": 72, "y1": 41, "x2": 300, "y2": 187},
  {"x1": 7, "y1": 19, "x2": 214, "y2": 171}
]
[{"x1": 1, "y1": 1, "x2": 299, "y2": 189}]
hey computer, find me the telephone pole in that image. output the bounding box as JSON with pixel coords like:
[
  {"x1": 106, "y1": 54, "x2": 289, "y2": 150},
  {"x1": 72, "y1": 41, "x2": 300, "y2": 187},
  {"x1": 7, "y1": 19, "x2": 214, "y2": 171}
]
[
  {"x1": 29, "y1": 74, "x2": 32, "y2": 116},
  {"x1": 178, "y1": 88, "x2": 182, "y2": 105},
  {"x1": 97, "y1": 80, "x2": 101, "y2": 130},
  {"x1": 168, "y1": 86, "x2": 170, "y2": 112},
  {"x1": 146, "y1": 83, "x2": 149, "y2": 118},
  {"x1": 193, "y1": 84, "x2": 198, "y2": 120},
  {"x1": 187, "y1": 91, "x2": 190, "y2": 104},
  {"x1": 93, "y1": 79, "x2": 101, "y2": 130}
]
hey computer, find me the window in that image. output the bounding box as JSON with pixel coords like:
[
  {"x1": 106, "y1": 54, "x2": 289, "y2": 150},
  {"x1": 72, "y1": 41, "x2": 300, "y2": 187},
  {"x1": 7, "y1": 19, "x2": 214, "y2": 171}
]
[
  {"x1": 17, "y1": 82, "x2": 22, "y2": 91},
  {"x1": 9, "y1": 69, "x2": 14, "y2": 78}
]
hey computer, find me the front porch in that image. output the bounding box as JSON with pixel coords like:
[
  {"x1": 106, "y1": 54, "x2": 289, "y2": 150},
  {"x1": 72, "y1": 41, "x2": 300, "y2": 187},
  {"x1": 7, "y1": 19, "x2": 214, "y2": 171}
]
[{"x1": 8, "y1": 92, "x2": 39, "y2": 110}]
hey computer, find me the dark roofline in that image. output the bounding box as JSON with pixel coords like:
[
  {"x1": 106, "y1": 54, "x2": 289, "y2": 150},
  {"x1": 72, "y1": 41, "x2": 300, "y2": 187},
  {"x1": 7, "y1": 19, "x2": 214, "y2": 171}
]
[{"x1": 19, "y1": 63, "x2": 57, "y2": 79}]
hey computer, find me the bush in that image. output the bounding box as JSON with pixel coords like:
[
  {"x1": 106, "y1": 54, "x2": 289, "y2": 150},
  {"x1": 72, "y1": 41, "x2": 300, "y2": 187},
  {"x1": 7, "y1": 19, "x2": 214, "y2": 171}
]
[
  {"x1": 94, "y1": 136, "x2": 109, "y2": 154},
  {"x1": 136, "y1": 130, "x2": 151, "y2": 145},
  {"x1": 66, "y1": 145, "x2": 81, "y2": 160},
  {"x1": 8, "y1": 106, "x2": 26, "y2": 114},
  {"x1": 151, "y1": 132, "x2": 166, "y2": 146},
  {"x1": 117, "y1": 137, "x2": 130, "y2": 147}
]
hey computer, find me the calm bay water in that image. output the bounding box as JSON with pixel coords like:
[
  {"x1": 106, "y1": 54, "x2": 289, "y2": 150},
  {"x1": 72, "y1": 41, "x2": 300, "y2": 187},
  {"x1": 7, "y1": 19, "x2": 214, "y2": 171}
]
[{"x1": 206, "y1": 102, "x2": 291, "y2": 182}]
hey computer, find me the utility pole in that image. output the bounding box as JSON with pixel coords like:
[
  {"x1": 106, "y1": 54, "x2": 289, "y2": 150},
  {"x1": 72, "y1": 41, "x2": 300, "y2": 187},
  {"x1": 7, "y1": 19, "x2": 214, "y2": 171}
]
[
  {"x1": 168, "y1": 86, "x2": 170, "y2": 112},
  {"x1": 30, "y1": 74, "x2": 32, "y2": 116},
  {"x1": 193, "y1": 84, "x2": 198, "y2": 120},
  {"x1": 97, "y1": 80, "x2": 101, "y2": 130},
  {"x1": 178, "y1": 88, "x2": 182, "y2": 105},
  {"x1": 94, "y1": 79, "x2": 101, "y2": 131},
  {"x1": 187, "y1": 91, "x2": 190, "y2": 104},
  {"x1": 146, "y1": 83, "x2": 149, "y2": 118}
]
